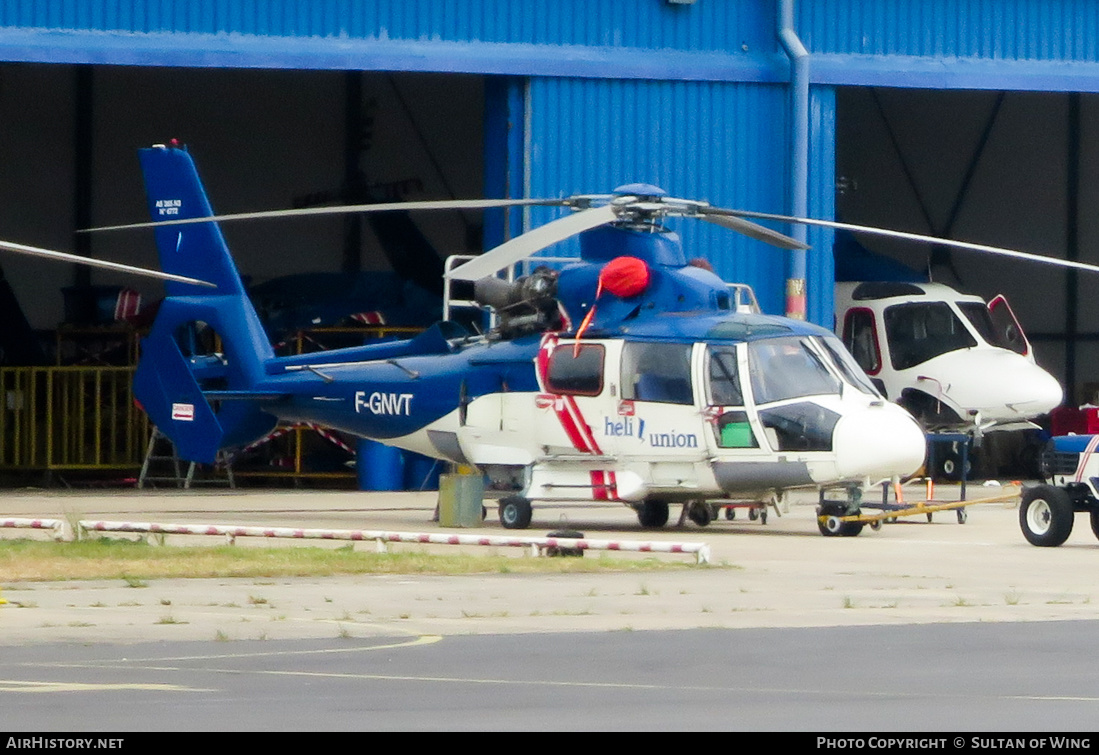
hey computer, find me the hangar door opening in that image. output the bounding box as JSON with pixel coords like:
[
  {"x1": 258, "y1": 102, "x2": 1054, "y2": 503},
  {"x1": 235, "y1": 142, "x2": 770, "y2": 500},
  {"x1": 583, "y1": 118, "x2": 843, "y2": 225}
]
[
  {"x1": 0, "y1": 65, "x2": 490, "y2": 342},
  {"x1": 835, "y1": 88, "x2": 1099, "y2": 411}
]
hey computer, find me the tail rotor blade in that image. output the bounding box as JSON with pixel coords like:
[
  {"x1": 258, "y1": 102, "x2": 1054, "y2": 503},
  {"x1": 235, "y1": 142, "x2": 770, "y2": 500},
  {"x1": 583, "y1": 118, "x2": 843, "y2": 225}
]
[{"x1": 447, "y1": 203, "x2": 621, "y2": 281}]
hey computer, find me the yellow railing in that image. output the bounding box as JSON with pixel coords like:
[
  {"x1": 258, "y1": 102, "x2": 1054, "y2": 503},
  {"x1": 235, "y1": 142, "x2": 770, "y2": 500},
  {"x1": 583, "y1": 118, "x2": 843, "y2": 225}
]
[
  {"x1": 0, "y1": 326, "x2": 423, "y2": 475},
  {"x1": 0, "y1": 367, "x2": 149, "y2": 470}
]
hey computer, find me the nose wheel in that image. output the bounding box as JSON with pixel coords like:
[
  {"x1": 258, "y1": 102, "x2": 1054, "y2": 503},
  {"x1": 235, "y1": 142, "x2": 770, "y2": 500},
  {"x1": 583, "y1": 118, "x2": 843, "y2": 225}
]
[{"x1": 817, "y1": 501, "x2": 864, "y2": 537}]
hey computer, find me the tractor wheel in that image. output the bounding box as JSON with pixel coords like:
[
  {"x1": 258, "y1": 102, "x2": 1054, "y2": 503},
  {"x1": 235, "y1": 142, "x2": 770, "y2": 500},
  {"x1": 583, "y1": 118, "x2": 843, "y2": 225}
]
[{"x1": 1019, "y1": 485, "x2": 1073, "y2": 547}]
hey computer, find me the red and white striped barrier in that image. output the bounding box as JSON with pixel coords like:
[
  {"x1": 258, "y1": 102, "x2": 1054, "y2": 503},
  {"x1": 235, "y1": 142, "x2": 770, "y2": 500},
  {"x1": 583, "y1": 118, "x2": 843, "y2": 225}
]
[
  {"x1": 239, "y1": 422, "x2": 355, "y2": 456},
  {"x1": 78, "y1": 520, "x2": 710, "y2": 564},
  {"x1": 1, "y1": 518, "x2": 67, "y2": 541}
]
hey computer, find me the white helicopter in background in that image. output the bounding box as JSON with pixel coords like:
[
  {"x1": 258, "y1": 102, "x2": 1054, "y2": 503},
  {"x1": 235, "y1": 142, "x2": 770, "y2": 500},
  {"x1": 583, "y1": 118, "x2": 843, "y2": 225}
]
[{"x1": 831, "y1": 232, "x2": 1064, "y2": 480}]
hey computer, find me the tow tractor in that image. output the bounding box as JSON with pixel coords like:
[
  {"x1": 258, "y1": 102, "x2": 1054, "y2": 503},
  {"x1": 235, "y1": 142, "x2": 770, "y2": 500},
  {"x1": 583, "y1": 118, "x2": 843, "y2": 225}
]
[{"x1": 1019, "y1": 435, "x2": 1099, "y2": 546}]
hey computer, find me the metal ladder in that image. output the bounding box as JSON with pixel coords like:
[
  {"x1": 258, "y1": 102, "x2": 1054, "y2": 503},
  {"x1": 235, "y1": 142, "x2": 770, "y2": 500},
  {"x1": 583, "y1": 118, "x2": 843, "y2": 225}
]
[{"x1": 138, "y1": 427, "x2": 236, "y2": 489}]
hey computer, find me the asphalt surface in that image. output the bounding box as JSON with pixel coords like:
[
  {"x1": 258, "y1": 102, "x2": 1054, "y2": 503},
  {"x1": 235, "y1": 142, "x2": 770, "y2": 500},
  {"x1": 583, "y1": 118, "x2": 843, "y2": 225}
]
[{"x1": 3, "y1": 482, "x2": 1099, "y2": 646}]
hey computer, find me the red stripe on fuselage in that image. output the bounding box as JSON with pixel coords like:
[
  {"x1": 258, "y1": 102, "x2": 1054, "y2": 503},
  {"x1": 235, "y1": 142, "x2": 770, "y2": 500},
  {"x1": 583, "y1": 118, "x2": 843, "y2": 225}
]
[{"x1": 536, "y1": 334, "x2": 617, "y2": 501}]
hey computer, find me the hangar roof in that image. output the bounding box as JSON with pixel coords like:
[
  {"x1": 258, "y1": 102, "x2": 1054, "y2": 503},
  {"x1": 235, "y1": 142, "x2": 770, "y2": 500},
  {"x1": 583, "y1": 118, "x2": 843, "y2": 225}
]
[{"x1": 3, "y1": 1, "x2": 1099, "y2": 91}]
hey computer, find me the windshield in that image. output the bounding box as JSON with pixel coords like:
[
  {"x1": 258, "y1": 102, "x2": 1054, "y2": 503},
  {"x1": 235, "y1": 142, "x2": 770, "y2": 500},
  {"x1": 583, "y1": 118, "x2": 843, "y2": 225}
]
[
  {"x1": 748, "y1": 336, "x2": 841, "y2": 404},
  {"x1": 884, "y1": 302, "x2": 977, "y2": 370}
]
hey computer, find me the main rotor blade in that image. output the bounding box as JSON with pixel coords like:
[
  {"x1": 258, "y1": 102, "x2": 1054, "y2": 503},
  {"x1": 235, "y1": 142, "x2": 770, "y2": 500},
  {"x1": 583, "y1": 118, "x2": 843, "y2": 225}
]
[
  {"x1": 0, "y1": 240, "x2": 216, "y2": 287},
  {"x1": 447, "y1": 204, "x2": 621, "y2": 282},
  {"x1": 724, "y1": 210, "x2": 1099, "y2": 276},
  {"x1": 698, "y1": 209, "x2": 809, "y2": 250},
  {"x1": 84, "y1": 198, "x2": 566, "y2": 233}
]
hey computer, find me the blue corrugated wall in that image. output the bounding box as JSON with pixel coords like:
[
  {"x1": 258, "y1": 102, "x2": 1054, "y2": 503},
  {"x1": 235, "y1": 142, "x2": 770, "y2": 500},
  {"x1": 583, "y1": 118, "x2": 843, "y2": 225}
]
[
  {"x1": 0, "y1": 1, "x2": 771, "y2": 52},
  {"x1": 801, "y1": 0, "x2": 1099, "y2": 91}
]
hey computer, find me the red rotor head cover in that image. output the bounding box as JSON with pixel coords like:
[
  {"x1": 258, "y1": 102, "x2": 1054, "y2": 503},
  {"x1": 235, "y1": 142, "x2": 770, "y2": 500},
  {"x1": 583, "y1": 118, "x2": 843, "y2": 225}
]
[{"x1": 599, "y1": 256, "x2": 650, "y2": 298}]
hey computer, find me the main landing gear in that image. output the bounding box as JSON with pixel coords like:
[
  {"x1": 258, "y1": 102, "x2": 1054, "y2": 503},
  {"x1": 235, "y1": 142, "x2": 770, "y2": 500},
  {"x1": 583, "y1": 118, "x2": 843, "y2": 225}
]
[
  {"x1": 635, "y1": 499, "x2": 670, "y2": 528},
  {"x1": 498, "y1": 495, "x2": 533, "y2": 529}
]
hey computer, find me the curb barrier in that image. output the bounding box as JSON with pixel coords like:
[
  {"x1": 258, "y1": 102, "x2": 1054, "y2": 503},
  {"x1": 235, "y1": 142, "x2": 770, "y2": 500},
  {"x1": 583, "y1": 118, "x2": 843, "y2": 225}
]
[
  {"x1": 78, "y1": 520, "x2": 710, "y2": 564},
  {"x1": 0, "y1": 518, "x2": 68, "y2": 541}
]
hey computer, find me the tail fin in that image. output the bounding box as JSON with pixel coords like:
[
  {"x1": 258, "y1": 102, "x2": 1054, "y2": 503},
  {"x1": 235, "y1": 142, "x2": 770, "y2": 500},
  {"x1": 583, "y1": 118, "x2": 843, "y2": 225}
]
[
  {"x1": 139, "y1": 144, "x2": 251, "y2": 296},
  {"x1": 134, "y1": 143, "x2": 278, "y2": 463}
]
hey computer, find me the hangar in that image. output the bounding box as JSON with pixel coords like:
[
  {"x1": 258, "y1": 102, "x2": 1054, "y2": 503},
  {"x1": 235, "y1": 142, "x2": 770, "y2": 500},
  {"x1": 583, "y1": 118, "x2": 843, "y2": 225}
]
[{"x1": 0, "y1": 1, "x2": 1097, "y2": 479}]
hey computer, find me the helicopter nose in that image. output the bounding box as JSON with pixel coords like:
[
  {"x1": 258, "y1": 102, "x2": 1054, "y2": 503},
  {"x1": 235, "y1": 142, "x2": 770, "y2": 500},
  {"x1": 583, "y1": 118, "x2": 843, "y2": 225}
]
[
  {"x1": 980, "y1": 358, "x2": 1063, "y2": 419},
  {"x1": 833, "y1": 402, "x2": 926, "y2": 481},
  {"x1": 928, "y1": 351, "x2": 1063, "y2": 421}
]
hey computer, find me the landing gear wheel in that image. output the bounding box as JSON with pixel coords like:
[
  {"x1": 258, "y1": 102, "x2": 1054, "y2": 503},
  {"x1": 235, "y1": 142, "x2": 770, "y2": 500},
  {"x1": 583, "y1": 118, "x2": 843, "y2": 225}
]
[
  {"x1": 926, "y1": 512, "x2": 934, "y2": 523},
  {"x1": 724, "y1": 507, "x2": 736, "y2": 521},
  {"x1": 1019, "y1": 485, "x2": 1073, "y2": 547},
  {"x1": 687, "y1": 502, "x2": 713, "y2": 527},
  {"x1": 1091, "y1": 511, "x2": 1099, "y2": 541},
  {"x1": 498, "y1": 495, "x2": 533, "y2": 530},
  {"x1": 956, "y1": 507, "x2": 968, "y2": 524},
  {"x1": 870, "y1": 519, "x2": 882, "y2": 531},
  {"x1": 748, "y1": 507, "x2": 759, "y2": 521},
  {"x1": 817, "y1": 503, "x2": 864, "y2": 537},
  {"x1": 760, "y1": 508, "x2": 768, "y2": 525},
  {"x1": 637, "y1": 500, "x2": 669, "y2": 528}
]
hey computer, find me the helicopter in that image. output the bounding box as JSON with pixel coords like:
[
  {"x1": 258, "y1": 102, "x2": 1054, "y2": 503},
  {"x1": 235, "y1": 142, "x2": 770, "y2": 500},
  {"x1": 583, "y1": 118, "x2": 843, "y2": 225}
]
[
  {"x1": 835, "y1": 280, "x2": 1061, "y2": 432},
  {"x1": 9, "y1": 142, "x2": 1099, "y2": 535},
  {"x1": 832, "y1": 235, "x2": 1064, "y2": 480}
]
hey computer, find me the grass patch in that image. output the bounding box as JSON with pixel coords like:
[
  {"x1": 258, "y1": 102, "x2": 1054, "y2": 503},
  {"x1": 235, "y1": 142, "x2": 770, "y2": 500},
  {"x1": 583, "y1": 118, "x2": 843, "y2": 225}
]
[{"x1": 0, "y1": 537, "x2": 700, "y2": 582}]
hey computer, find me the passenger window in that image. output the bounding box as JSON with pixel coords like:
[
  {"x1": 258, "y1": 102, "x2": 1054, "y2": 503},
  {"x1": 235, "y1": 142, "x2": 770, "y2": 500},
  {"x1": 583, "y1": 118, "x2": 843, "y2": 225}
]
[
  {"x1": 621, "y1": 342, "x2": 694, "y2": 405},
  {"x1": 842, "y1": 308, "x2": 881, "y2": 374},
  {"x1": 546, "y1": 344, "x2": 605, "y2": 396}
]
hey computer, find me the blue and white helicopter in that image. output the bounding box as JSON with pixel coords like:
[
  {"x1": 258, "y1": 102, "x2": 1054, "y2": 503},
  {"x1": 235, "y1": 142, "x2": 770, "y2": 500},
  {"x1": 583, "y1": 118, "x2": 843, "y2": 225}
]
[{"x1": 10, "y1": 143, "x2": 1098, "y2": 534}]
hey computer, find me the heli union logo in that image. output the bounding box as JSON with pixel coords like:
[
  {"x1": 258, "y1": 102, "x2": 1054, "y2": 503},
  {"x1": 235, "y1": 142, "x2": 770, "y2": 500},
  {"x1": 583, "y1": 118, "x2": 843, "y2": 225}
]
[{"x1": 604, "y1": 417, "x2": 697, "y2": 448}]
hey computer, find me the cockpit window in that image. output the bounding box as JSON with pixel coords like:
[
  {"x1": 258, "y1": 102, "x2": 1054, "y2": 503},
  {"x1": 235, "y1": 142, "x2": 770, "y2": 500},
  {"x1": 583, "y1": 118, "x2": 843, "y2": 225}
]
[
  {"x1": 957, "y1": 302, "x2": 999, "y2": 346},
  {"x1": 884, "y1": 302, "x2": 977, "y2": 370},
  {"x1": 816, "y1": 336, "x2": 881, "y2": 397},
  {"x1": 987, "y1": 296, "x2": 1029, "y2": 356},
  {"x1": 706, "y1": 346, "x2": 743, "y2": 406},
  {"x1": 622, "y1": 341, "x2": 693, "y2": 405},
  {"x1": 748, "y1": 337, "x2": 841, "y2": 404}
]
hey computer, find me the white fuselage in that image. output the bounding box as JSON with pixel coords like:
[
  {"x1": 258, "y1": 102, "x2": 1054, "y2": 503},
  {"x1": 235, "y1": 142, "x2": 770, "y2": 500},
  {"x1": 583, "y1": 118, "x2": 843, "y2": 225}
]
[{"x1": 400, "y1": 330, "x2": 926, "y2": 504}]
